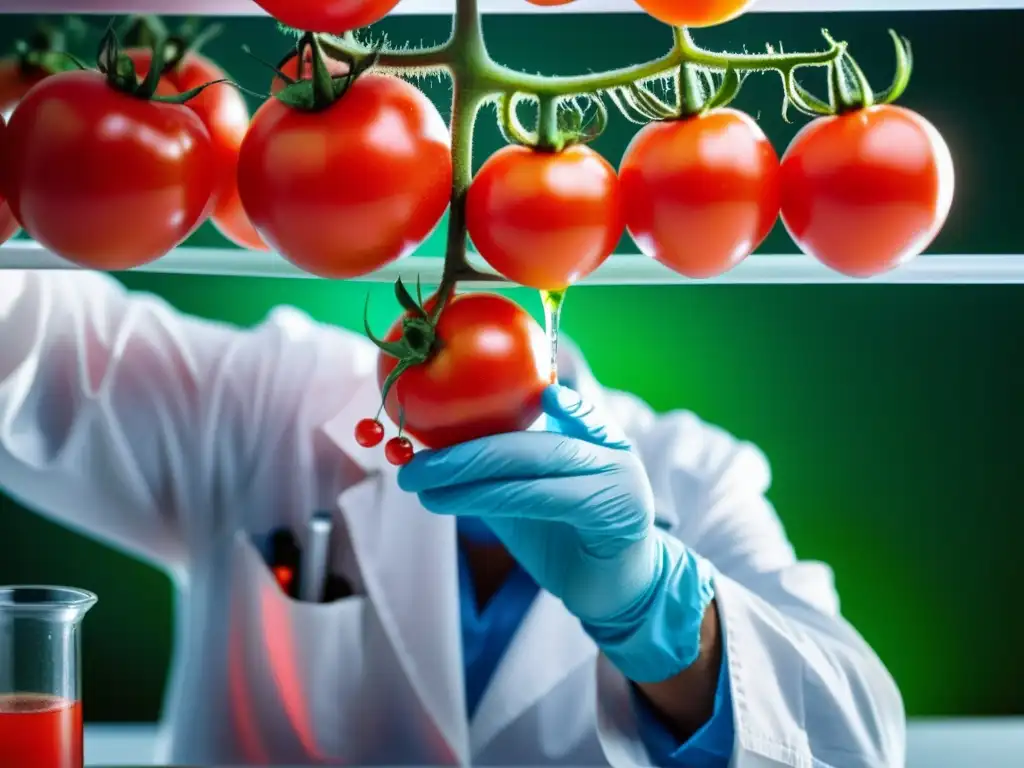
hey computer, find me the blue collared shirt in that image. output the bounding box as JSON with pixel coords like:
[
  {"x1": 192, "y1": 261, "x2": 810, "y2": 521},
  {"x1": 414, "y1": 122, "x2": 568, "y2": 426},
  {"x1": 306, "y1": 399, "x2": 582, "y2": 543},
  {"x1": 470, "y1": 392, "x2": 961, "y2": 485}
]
[{"x1": 456, "y1": 542, "x2": 734, "y2": 764}]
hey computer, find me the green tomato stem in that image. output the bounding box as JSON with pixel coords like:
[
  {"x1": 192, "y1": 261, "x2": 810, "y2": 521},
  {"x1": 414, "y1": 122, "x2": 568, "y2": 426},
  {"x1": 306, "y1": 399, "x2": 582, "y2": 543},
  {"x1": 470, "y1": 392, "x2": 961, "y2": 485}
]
[{"x1": 536, "y1": 95, "x2": 563, "y2": 152}]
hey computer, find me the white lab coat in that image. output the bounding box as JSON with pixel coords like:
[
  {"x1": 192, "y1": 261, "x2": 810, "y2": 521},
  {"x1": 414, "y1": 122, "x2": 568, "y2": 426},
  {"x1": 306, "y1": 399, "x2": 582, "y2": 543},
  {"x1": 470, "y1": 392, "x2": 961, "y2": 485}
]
[{"x1": 0, "y1": 270, "x2": 905, "y2": 767}]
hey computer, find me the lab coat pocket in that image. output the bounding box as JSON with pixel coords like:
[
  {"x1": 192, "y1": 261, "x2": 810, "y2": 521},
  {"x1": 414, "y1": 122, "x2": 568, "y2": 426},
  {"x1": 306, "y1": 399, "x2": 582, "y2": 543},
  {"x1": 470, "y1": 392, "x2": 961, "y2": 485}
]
[{"x1": 229, "y1": 530, "x2": 370, "y2": 765}]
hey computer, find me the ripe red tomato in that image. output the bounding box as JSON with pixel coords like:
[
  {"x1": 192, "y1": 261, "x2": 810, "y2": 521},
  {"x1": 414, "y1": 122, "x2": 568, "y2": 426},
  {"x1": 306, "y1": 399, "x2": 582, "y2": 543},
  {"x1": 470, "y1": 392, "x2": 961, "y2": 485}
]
[
  {"x1": 126, "y1": 48, "x2": 266, "y2": 251},
  {"x1": 0, "y1": 116, "x2": 18, "y2": 246},
  {"x1": 376, "y1": 292, "x2": 549, "y2": 449},
  {"x1": 779, "y1": 105, "x2": 955, "y2": 277},
  {"x1": 4, "y1": 70, "x2": 217, "y2": 270},
  {"x1": 619, "y1": 109, "x2": 780, "y2": 279},
  {"x1": 466, "y1": 144, "x2": 623, "y2": 291},
  {"x1": 239, "y1": 73, "x2": 452, "y2": 279},
  {"x1": 633, "y1": 0, "x2": 757, "y2": 27},
  {"x1": 253, "y1": 0, "x2": 401, "y2": 34}
]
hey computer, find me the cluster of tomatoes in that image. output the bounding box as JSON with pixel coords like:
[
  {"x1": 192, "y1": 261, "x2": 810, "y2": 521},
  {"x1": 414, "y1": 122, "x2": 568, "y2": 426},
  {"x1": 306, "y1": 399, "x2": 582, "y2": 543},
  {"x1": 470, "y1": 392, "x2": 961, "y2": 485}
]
[{"x1": 0, "y1": 0, "x2": 957, "y2": 469}]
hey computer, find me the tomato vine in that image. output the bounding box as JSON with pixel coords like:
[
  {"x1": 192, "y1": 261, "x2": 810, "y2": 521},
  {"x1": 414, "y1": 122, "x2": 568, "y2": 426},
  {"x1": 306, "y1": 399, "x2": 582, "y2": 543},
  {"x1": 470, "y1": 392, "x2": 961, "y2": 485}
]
[{"x1": 312, "y1": 0, "x2": 846, "y2": 298}]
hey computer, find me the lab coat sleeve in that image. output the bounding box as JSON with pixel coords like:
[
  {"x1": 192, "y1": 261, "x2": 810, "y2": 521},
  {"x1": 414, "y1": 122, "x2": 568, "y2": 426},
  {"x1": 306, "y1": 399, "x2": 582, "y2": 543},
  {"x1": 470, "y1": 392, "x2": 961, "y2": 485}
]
[
  {"x1": 0, "y1": 270, "x2": 373, "y2": 570},
  {"x1": 594, "y1": 394, "x2": 906, "y2": 768}
]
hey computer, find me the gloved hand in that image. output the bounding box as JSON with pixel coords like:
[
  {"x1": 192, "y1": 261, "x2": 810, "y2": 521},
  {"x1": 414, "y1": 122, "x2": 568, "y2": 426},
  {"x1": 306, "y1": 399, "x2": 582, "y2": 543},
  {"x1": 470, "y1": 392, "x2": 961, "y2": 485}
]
[{"x1": 398, "y1": 384, "x2": 716, "y2": 683}]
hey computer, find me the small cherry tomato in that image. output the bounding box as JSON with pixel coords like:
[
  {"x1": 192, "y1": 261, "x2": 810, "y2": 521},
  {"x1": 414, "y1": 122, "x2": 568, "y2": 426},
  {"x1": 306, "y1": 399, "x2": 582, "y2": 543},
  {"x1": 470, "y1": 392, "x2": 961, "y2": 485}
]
[
  {"x1": 126, "y1": 48, "x2": 265, "y2": 251},
  {"x1": 466, "y1": 144, "x2": 623, "y2": 291},
  {"x1": 633, "y1": 0, "x2": 757, "y2": 27},
  {"x1": 253, "y1": 0, "x2": 402, "y2": 34},
  {"x1": 354, "y1": 418, "x2": 385, "y2": 447},
  {"x1": 239, "y1": 73, "x2": 452, "y2": 279},
  {"x1": 4, "y1": 70, "x2": 217, "y2": 270},
  {"x1": 384, "y1": 437, "x2": 415, "y2": 466},
  {"x1": 377, "y1": 292, "x2": 549, "y2": 450},
  {"x1": 779, "y1": 104, "x2": 955, "y2": 277},
  {"x1": 619, "y1": 108, "x2": 780, "y2": 278}
]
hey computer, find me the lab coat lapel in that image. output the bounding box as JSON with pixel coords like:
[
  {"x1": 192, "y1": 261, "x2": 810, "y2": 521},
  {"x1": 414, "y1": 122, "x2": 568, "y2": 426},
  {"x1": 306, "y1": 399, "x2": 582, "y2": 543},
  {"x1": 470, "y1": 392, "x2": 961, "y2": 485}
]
[
  {"x1": 469, "y1": 590, "x2": 596, "y2": 755},
  {"x1": 321, "y1": 377, "x2": 469, "y2": 764}
]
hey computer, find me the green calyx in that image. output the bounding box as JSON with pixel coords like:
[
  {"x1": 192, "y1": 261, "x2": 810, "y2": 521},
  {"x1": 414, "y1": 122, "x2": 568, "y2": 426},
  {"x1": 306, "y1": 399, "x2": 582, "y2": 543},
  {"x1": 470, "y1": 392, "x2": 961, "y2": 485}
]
[
  {"x1": 498, "y1": 92, "x2": 609, "y2": 153},
  {"x1": 364, "y1": 278, "x2": 449, "y2": 408},
  {"x1": 272, "y1": 32, "x2": 378, "y2": 112},
  {"x1": 615, "y1": 64, "x2": 745, "y2": 124},
  {"x1": 788, "y1": 29, "x2": 913, "y2": 117},
  {"x1": 608, "y1": 30, "x2": 749, "y2": 124},
  {"x1": 95, "y1": 26, "x2": 232, "y2": 105}
]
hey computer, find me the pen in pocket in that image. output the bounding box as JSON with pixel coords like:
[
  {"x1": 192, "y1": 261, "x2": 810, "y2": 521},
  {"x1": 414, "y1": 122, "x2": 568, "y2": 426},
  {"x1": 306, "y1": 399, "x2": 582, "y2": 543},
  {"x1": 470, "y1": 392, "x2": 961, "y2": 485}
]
[{"x1": 300, "y1": 511, "x2": 333, "y2": 604}]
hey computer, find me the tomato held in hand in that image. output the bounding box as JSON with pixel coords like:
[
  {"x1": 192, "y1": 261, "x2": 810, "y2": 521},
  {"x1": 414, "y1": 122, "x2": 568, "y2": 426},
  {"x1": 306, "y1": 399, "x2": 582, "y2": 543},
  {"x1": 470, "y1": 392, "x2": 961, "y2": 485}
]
[
  {"x1": 253, "y1": 0, "x2": 401, "y2": 34},
  {"x1": 779, "y1": 104, "x2": 955, "y2": 277},
  {"x1": 467, "y1": 144, "x2": 623, "y2": 291},
  {"x1": 239, "y1": 73, "x2": 452, "y2": 279},
  {"x1": 126, "y1": 48, "x2": 266, "y2": 251},
  {"x1": 633, "y1": 0, "x2": 757, "y2": 28},
  {"x1": 376, "y1": 292, "x2": 549, "y2": 450},
  {"x1": 620, "y1": 108, "x2": 780, "y2": 279},
  {"x1": 3, "y1": 70, "x2": 217, "y2": 270}
]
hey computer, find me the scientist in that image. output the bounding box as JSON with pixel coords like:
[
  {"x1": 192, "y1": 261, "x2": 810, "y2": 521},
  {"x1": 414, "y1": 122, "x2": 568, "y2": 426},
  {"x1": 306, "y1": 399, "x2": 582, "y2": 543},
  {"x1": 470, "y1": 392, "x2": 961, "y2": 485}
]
[{"x1": 0, "y1": 270, "x2": 904, "y2": 767}]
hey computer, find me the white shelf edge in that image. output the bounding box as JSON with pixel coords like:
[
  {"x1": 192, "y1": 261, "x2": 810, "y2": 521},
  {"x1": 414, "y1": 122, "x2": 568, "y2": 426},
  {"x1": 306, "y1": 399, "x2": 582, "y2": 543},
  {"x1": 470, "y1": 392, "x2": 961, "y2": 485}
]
[
  {"x1": 85, "y1": 720, "x2": 1024, "y2": 768},
  {"x1": 2, "y1": 241, "x2": 1022, "y2": 285},
  {"x1": 13, "y1": 0, "x2": 1024, "y2": 15}
]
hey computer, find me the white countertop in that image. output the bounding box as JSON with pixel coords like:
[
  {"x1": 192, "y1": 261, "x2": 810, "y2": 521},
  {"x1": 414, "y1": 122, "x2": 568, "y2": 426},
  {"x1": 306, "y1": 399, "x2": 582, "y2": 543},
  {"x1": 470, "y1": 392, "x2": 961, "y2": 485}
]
[{"x1": 86, "y1": 718, "x2": 1024, "y2": 766}]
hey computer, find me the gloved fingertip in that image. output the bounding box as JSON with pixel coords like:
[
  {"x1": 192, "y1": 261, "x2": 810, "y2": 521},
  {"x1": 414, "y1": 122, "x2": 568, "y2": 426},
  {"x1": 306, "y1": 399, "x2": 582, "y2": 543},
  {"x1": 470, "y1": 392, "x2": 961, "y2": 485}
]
[
  {"x1": 542, "y1": 384, "x2": 582, "y2": 418},
  {"x1": 396, "y1": 453, "x2": 432, "y2": 491}
]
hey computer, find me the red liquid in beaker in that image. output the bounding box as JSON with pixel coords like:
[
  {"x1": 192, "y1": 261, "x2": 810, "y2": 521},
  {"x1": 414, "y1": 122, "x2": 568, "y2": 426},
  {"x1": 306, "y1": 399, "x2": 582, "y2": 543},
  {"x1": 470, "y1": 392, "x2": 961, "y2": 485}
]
[{"x1": 0, "y1": 693, "x2": 83, "y2": 768}]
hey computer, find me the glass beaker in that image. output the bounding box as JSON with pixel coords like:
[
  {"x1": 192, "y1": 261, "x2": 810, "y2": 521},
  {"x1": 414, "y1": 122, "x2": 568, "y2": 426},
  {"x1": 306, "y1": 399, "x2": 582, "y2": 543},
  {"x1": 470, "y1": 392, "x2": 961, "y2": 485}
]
[{"x1": 0, "y1": 586, "x2": 97, "y2": 768}]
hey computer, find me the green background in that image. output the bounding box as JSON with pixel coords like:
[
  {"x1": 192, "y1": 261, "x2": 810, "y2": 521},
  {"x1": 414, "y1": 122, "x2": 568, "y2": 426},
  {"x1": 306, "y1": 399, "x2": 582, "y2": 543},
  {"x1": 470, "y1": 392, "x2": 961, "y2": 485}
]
[{"x1": 1, "y1": 9, "x2": 1022, "y2": 721}]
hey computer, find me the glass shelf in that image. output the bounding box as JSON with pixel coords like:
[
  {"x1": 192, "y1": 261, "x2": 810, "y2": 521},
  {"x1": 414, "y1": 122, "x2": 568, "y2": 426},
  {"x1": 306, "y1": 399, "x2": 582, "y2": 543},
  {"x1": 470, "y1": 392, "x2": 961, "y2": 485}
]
[
  {"x1": 2, "y1": 241, "x2": 1022, "y2": 285},
  {"x1": 10, "y1": 0, "x2": 1023, "y2": 15}
]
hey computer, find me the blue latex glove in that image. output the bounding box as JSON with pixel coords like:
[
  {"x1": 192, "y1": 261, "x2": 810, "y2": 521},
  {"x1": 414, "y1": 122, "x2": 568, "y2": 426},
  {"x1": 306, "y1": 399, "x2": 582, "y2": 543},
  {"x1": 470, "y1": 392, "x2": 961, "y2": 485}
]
[{"x1": 399, "y1": 384, "x2": 716, "y2": 683}]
